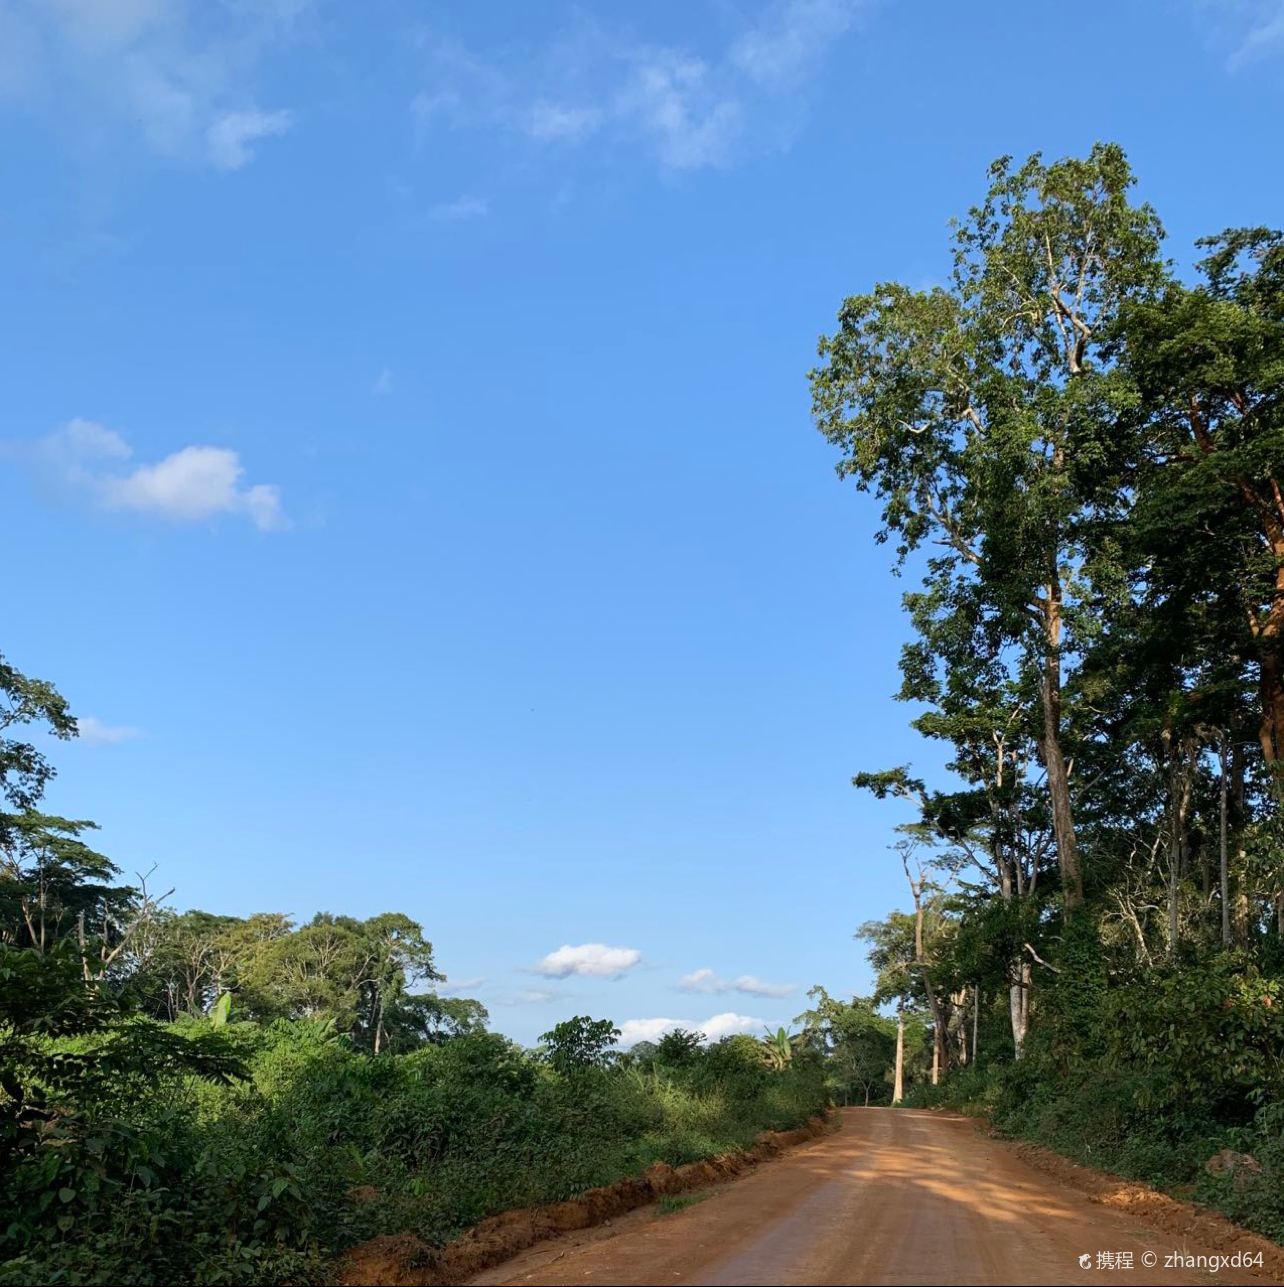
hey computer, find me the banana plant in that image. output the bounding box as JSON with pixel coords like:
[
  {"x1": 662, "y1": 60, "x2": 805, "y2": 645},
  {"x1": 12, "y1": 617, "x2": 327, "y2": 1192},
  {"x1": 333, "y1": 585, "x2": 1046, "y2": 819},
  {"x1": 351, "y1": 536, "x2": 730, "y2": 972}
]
[{"x1": 760, "y1": 1026, "x2": 795, "y2": 1071}]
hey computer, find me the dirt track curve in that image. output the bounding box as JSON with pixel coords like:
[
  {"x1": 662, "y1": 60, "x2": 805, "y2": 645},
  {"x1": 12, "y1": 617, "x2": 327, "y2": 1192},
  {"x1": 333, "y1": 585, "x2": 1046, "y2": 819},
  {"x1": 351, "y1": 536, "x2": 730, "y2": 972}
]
[{"x1": 469, "y1": 1109, "x2": 1275, "y2": 1286}]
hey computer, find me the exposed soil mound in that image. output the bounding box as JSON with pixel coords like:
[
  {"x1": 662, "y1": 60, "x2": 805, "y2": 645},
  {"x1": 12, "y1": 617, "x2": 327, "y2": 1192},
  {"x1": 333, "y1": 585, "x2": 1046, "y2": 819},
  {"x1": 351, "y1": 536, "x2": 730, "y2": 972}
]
[
  {"x1": 460, "y1": 1109, "x2": 1277, "y2": 1287},
  {"x1": 338, "y1": 1114, "x2": 834, "y2": 1286},
  {"x1": 1012, "y1": 1140, "x2": 1284, "y2": 1281}
]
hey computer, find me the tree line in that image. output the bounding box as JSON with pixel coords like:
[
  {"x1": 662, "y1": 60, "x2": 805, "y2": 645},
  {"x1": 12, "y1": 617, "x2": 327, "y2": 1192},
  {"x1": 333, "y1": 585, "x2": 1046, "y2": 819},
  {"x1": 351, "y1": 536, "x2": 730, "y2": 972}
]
[
  {"x1": 810, "y1": 144, "x2": 1284, "y2": 1233},
  {"x1": 0, "y1": 651, "x2": 851, "y2": 1283},
  {"x1": 1, "y1": 654, "x2": 483, "y2": 1057}
]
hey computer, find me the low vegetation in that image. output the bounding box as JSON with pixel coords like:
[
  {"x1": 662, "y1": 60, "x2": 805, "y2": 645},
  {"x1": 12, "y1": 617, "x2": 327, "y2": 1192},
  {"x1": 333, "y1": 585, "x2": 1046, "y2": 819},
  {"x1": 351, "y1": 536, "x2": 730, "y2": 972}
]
[{"x1": 0, "y1": 655, "x2": 827, "y2": 1285}]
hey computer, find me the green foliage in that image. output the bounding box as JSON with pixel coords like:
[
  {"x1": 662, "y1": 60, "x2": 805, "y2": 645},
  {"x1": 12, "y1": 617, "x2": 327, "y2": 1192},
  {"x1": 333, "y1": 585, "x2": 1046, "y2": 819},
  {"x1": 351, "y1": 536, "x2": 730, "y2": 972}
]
[
  {"x1": 539, "y1": 1015, "x2": 621, "y2": 1074},
  {"x1": 816, "y1": 146, "x2": 1284, "y2": 1249},
  {"x1": 657, "y1": 1192, "x2": 708, "y2": 1214},
  {"x1": 3, "y1": 1016, "x2": 828, "y2": 1283},
  {"x1": 0, "y1": 653, "x2": 75, "y2": 825},
  {"x1": 795, "y1": 988, "x2": 898, "y2": 1105},
  {"x1": 7, "y1": 1014, "x2": 823, "y2": 1287},
  {"x1": 918, "y1": 948, "x2": 1284, "y2": 1244},
  {"x1": 1104, "y1": 959, "x2": 1284, "y2": 1115},
  {"x1": 0, "y1": 650, "x2": 827, "y2": 1283}
]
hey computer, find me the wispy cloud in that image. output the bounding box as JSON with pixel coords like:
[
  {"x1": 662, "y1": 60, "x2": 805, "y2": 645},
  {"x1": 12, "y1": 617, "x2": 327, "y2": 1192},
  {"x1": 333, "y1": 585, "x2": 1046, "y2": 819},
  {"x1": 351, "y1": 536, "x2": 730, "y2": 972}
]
[
  {"x1": 1191, "y1": 0, "x2": 1284, "y2": 69},
  {"x1": 76, "y1": 715, "x2": 142, "y2": 746},
  {"x1": 677, "y1": 968, "x2": 795, "y2": 999},
  {"x1": 2, "y1": 0, "x2": 304, "y2": 169},
  {"x1": 619, "y1": 1012, "x2": 763, "y2": 1048},
  {"x1": 532, "y1": 943, "x2": 642, "y2": 979},
  {"x1": 439, "y1": 975, "x2": 487, "y2": 997},
  {"x1": 206, "y1": 108, "x2": 294, "y2": 170},
  {"x1": 412, "y1": 0, "x2": 871, "y2": 173},
  {"x1": 525, "y1": 99, "x2": 602, "y2": 142},
  {"x1": 612, "y1": 50, "x2": 742, "y2": 171},
  {"x1": 730, "y1": 0, "x2": 862, "y2": 89},
  {"x1": 486, "y1": 987, "x2": 560, "y2": 1006},
  {"x1": 36, "y1": 418, "x2": 288, "y2": 531},
  {"x1": 1230, "y1": 7, "x2": 1284, "y2": 66},
  {"x1": 430, "y1": 194, "x2": 489, "y2": 221}
]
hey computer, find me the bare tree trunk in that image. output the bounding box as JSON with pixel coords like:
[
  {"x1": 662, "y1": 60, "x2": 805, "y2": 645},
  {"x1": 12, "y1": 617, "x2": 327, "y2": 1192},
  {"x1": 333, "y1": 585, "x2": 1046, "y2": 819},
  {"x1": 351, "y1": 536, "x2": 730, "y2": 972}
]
[
  {"x1": 892, "y1": 1010, "x2": 905, "y2": 1105},
  {"x1": 1164, "y1": 730, "x2": 1196, "y2": 956},
  {"x1": 77, "y1": 910, "x2": 90, "y2": 981},
  {"x1": 1009, "y1": 962, "x2": 1030, "y2": 1060},
  {"x1": 1039, "y1": 613, "x2": 1081, "y2": 911},
  {"x1": 1220, "y1": 737, "x2": 1232, "y2": 949},
  {"x1": 927, "y1": 997, "x2": 947, "y2": 1084},
  {"x1": 951, "y1": 989, "x2": 969, "y2": 1067},
  {"x1": 1258, "y1": 649, "x2": 1284, "y2": 784},
  {"x1": 972, "y1": 984, "x2": 980, "y2": 1065},
  {"x1": 903, "y1": 849, "x2": 949, "y2": 1082},
  {"x1": 1235, "y1": 890, "x2": 1253, "y2": 948}
]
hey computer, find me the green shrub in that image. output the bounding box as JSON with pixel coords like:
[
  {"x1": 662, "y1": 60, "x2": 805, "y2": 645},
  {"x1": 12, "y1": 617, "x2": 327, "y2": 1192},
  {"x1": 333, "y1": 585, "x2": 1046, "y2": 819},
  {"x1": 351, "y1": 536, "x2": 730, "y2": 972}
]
[{"x1": 3, "y1": 1019, "x2": 827, "y2": 1284}]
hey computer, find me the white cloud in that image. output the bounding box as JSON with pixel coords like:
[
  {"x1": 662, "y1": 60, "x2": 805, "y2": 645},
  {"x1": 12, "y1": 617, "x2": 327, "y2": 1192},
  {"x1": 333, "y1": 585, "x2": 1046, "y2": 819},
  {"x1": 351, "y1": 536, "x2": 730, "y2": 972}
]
[
  {"x1": 372, "y1": 367, "x2": 394, "y2": 396},
  {"x1": 76, "y1": 715, "x2": 142, "y2": 746},
  {"x1": 701, "y1": 1011, "x2": 767, "y2": 1041},
  {"x1": 619, "y1": 1011, "x2": 763, "y2": 1048},
  {"x1": 104, "y1": 446, "x2": 286, "y2": 528},
  {"x1": 677, "y1": 968, "x2": 721, "y2": 993},
  {"x1": 735, "y1": 975, "x2": 797, "y2": 998},
  {"x1": 525, "y1": 99, "x2": 601, "y2": 142},
  {"x1": 6, "y1": 0, "x2": 307, "y2": 168},
  {"x1": 613, "y1": 51, "x2": 742, "y2": 171},
  {"x1": 413, "y1": 1, "x2": 870, "y2": 174},
  {"x1": 439, "y1": 975, "x2": 487, "y2": 996},
  {"x1": 487, "y1": 987, "x2": 560, "y2": 1005},
  {"x1": 677, "y1": 968, "x2": 795, "y2": 999},
  {"x1": 430, "y1": 194, "x2": 489, "y2": 220},
  {"x1": 532, "y1": 943, "x2": 642, "y2": 979},
  {"x1": 730, "y1": 0, "x2": 864, "y2": 90},
  {"x1": 1189, "y1": 1, "x2": 1284, "y2": 69},
  {"x1": 1230, "y1": 7, "x2": 1284, "y2": 66},
  {"x1": 206, "y1": 108, "x2": 293, "y2": 170},
  {"x1": 619, "y1": 1016, "x2": 685, "y2": 1046},
  {"x1": 42, "y1": 417, "x2": 132, "y2": 473},
  {"x1": 37, "y1": 419, "x2": 288, "y2": 531}
]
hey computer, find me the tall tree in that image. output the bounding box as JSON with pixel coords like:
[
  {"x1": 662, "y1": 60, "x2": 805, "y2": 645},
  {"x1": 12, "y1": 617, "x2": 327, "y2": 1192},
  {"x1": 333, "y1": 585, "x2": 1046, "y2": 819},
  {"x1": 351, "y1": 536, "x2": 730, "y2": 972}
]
[
  {"x1": 1121, "y1": 229, "x2": 1284, "y2": 784},
  {"x1": 795, "y1": 987, "x2": 897, "y2": 1106},
  {"x1": 811, "y1": 144, "x2": 1167, "y2": 913}
]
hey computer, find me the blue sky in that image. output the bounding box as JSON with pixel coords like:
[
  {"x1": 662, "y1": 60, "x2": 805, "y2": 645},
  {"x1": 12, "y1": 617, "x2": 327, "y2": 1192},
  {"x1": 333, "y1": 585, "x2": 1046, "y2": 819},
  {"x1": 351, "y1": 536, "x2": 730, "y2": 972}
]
[{"x1": 1, "y1": 0, "x2": 1281, "y2": 1045}]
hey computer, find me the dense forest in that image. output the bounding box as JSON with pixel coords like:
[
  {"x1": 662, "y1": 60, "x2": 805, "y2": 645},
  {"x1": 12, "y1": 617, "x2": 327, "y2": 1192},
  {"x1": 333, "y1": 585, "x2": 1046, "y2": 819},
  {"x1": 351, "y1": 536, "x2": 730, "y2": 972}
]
[{"x1": 811, "y1": 144, "x2": 1284, "y2": 1238}]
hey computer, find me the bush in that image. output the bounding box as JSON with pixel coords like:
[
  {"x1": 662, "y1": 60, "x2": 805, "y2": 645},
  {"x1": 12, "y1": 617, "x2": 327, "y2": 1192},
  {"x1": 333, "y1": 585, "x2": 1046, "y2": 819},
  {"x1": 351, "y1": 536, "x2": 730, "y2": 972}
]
[
  {"x1": 3, "y1": 1018, "x2": 828, "y2": 1284},
  {"x1": 916, "y1": 953, "x2": 1284, "y2": 1246}
]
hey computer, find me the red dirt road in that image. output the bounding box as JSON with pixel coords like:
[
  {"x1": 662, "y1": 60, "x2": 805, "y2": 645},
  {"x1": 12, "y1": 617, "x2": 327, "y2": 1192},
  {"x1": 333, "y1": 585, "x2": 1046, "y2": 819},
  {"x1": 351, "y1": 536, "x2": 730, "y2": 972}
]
[{"x1": 470, "y1": 1109, "x2": 1275, "y2": 1286}]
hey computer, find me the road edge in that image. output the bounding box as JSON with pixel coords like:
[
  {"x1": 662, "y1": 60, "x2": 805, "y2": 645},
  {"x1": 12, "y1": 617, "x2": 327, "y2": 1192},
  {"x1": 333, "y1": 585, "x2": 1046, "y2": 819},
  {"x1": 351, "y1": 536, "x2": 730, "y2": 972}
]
[
  {"x1": 337, "y1": 1112, "x2": 839, "y2": 1287},
  {"x1": 943, "y1": 1112, "x2": 1284, "y2": 1282}
]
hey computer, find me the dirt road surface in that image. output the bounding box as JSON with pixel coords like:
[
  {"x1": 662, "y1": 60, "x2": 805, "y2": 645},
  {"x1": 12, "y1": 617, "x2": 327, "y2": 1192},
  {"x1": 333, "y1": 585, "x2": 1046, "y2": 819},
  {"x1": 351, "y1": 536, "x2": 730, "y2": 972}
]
[{"x1": 470, "y1": 1109, "x2": 1273, "y2": 1286}]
